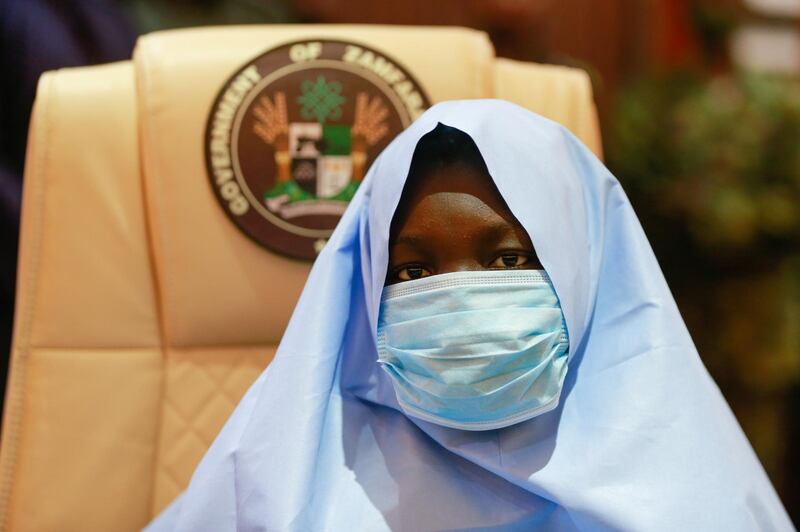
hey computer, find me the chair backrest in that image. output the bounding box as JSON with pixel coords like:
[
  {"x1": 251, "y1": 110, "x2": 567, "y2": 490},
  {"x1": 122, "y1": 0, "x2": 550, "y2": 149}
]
[{"x1": 0, "y1": 25, "x2": 601, "y2": 532}]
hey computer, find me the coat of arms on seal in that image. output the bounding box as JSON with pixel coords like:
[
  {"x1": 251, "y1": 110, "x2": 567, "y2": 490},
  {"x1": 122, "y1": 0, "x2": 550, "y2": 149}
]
[{"x1": 205, "y1": 39, "x2": 431, "y2": 259}]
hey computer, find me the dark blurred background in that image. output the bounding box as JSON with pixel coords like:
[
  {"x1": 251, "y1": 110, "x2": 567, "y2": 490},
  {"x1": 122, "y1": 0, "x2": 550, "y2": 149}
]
[{"x1": 1, "y1": 0, "x2": 798, "y2": 523}]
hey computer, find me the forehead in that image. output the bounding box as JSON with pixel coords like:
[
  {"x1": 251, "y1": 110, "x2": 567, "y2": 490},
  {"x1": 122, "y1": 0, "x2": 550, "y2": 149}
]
[{"x1": 391, "y1": 162, "x2": 517, "y2": 231}]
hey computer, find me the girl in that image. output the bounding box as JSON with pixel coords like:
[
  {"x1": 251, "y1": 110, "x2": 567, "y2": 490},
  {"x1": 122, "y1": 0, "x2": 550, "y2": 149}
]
[{"x1": 146, "y1": 100, "x2": 791, "y2": 531}]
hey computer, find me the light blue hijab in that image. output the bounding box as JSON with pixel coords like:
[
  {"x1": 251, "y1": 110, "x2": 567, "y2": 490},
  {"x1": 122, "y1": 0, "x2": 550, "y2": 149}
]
[{"x1": 146, "y1": 100, "x2": 792, "y2": 531}]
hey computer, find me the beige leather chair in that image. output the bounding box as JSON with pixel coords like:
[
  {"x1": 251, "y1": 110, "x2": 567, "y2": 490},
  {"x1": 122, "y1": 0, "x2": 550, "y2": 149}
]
[{"x1": 0, "y1": 25, "x2": 601, "y2": 532}]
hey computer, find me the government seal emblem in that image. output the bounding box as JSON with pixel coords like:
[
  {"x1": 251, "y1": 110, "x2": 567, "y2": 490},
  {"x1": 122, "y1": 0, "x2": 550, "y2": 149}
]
[{"x1": 205, "y1": 39, "x2": 431, "y2": 259}]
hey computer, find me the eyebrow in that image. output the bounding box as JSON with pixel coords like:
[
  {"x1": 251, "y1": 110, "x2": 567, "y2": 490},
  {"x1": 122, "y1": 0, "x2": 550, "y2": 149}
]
[
  {"x1": 391, "y1": 233, "x2": 429, "y2": 250},
  {"x1": 477, "y1": 220, "x2": 519, "y2": 244}
]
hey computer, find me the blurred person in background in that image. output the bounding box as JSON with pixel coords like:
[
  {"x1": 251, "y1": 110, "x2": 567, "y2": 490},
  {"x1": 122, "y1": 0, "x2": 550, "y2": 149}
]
[
  {"x1": 0, "y1": 0, "x2": 296, "y2": 415},
  {"x1": 0, "y1": 0, "x2": 137, "y2": 408}
]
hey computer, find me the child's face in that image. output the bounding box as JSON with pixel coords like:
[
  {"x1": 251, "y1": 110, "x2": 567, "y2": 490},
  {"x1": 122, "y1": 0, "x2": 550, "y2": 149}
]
[{"x1": 387, "y1": 163, "x2": 542, "y2": 284}]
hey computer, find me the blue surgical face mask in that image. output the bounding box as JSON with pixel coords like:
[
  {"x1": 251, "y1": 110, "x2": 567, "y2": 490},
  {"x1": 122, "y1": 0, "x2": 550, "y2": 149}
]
[{"x1": 377, "y1": 269, "x2": 570, "y2": 431}]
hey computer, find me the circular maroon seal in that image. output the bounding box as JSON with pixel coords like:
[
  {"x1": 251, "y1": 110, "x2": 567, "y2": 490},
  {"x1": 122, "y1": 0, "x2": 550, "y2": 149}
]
[{"x1": 205, "y1": 39, "x2": 431, "y2": 259}]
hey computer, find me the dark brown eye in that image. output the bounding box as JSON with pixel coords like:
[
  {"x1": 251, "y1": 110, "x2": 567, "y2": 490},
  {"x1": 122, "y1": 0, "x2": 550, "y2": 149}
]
[
  {"x1": 396, "y1": 265, "x2": 432, "y2": 281},
  {"x1": 490, "y1": 253, "x2": 530, "y2": 269}
]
